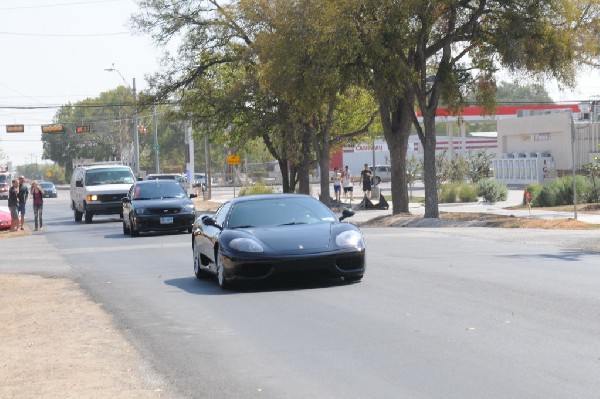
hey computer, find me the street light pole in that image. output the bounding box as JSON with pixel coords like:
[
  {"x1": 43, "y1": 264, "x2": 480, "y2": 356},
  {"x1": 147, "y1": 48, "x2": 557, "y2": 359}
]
[{"x1": 105, "y1": 66, "x2": 140, "y2": 176}]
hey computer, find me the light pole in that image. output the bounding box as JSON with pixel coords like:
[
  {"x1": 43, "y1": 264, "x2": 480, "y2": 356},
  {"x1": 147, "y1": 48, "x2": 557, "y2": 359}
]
[{"x1": 104, "y1": 66, "x2": 140, "y2": 177}]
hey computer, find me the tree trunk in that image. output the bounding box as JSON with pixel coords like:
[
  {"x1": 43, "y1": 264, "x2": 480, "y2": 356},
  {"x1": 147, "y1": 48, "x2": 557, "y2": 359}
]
[
  {"x1": 379, "y1": 95, "x2": 413, "y2": 214},
  {"x1": 422, "y1": 116, "x2": 439, "y2": 218},
  {"x1": 297, "y1": 127, "x2": 312, "y2": 194}
]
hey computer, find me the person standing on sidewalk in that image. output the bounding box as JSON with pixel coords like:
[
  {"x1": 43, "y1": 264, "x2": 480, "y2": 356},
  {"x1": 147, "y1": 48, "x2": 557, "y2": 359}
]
[
  {"x1": 17, "y1": 176, "x2": 29, "y2": 230},
  {"x1": 360, "y1": 163, "x2": 372, "y2": 198},
  {"x1": 30, "y1": 181, "x2": 45, "y2": 231},
  {"x1": 342, "y1": 165, "x2": 353, "y2": 201},
  {"x1": 332, "y1": 167, "x2": 342, "y2": 204},
  {"x1": 8, "y1": 179, "x2": 19, "y2": 232}
]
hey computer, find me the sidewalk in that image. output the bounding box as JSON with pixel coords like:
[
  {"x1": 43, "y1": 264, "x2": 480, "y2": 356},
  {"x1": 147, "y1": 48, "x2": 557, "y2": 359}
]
[{"x1": 340, "y1": 189, "x2": 600, "y2": 225}]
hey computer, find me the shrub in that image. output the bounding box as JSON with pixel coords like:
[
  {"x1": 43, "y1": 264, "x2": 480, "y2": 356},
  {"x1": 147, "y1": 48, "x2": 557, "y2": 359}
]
[
  {"x1": 238, "y1": 183, "x2": 274, "y2": 197},
  {"x1": 458, "y1": 184, "x2": 478, "y2": 202},
  {"x1": 439, "y1": 182, "x2": 460, "y2": 203},
  {"x1": 439, "y1": 182, "x2": 478, "y2": 203},
  {"x1": 524, "y1": 184, "x2": 542, "y2": 205},
  {"x1": 537, "y1": 185, "x2": 557, "y2": 207},
  {"x1": 476, "y1": 178, "x2": 508, "y2": 203},
  {"x1": 545, "y1": 176, "x2": 593, "y2": 206}
]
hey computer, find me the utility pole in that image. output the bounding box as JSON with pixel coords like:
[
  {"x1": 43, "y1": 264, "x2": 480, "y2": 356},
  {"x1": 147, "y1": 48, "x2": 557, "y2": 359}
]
[{"x1": 153, "y1": 104, "x2": 159, "y2": 173}]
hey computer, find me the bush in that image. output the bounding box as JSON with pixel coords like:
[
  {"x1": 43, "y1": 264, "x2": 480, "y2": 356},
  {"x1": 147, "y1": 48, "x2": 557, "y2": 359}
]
[
  {"x1": 476, "y1": 178, "x2": 508, "y2": 203},
  {"x1": 537, "y1": 185, "x2": 557, "y2": 207},
  {"x1": 238, "y1": 183, "x2": 274, "y2": 197},
  {"x1": 523, "y1": 184, "x2": 542, "y2": 205},
  {"x1": 544, "y1": 176, "x2": 593, "y2": 206},
  {"x1": 439, "y1": 182, "x2": 478, "y2": 203}
]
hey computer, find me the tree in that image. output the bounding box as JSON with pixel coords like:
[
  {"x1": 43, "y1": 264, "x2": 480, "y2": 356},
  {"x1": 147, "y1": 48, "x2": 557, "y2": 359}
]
[{"x1": 343, "y1": 0, "x2": 599, "y2": 217}]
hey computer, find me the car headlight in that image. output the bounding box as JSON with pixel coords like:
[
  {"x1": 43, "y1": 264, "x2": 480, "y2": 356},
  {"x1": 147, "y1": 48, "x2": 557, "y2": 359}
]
[
  {"x1": 229, "y1": 238, "x2": 264, "y2": 253},
  {"x1": 86, "y1": 194, "x2": 98, "y2": 201},
  {"x1": 182, "y1": 204, "x2": 196, "y2": 213},
  {"x1": 336, "y1": 230, "x2": 363, "y2": 248}
]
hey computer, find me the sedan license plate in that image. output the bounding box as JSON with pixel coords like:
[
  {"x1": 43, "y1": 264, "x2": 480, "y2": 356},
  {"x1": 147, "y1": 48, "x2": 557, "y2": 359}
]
[{"x1": 160, "y1": 216, "x2": 173, "y2": 224}]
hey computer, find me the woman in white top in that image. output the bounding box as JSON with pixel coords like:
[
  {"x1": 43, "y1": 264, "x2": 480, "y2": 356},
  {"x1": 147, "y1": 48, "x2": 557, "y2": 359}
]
[{"x1": 341, "y1": 166, "x2": 353, "y2": 201}]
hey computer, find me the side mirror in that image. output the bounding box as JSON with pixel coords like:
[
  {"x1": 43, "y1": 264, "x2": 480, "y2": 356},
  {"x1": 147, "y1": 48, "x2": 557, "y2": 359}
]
[
  {"x1": 189, "y1": 193, "x2": 197, "y2": 199},
  {"x1": 203, "y1": 216, "x2": 222, "y2": 230},
  {"x1": 75, "y1": 180, "x2": 83, "y2": 188},
  {"x1": 339, "y1": 208, "x2": 355, "y2": 221}
]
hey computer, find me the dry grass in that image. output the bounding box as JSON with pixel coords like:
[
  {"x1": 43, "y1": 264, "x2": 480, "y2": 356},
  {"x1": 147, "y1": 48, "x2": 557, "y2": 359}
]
[{"x1": 439, "y1": 212, "x2": 600, "y2": 230}]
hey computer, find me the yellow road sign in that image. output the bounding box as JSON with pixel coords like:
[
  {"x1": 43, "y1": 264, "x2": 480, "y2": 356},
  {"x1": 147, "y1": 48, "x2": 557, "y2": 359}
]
[{"x1": 227, "y1": 155, "x2": 240, "y2": 165}]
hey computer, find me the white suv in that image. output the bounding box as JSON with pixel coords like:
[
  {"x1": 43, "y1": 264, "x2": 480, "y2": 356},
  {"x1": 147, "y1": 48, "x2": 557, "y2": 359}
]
[{"x1": 70, "y1": 164, "x2": 135, "y2": 223}]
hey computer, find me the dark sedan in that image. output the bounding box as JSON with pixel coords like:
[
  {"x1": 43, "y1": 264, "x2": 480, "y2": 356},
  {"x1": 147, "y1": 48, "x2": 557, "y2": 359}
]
[
  {"x1": 192, "y1": 194, "x2": 365, "y2": 288},
  {"x1": 122, "y1": 180, "x2": 197, "y2": 237},
  {"x1": 39, "y1": 181, "x2": 58, "y2": 198}
]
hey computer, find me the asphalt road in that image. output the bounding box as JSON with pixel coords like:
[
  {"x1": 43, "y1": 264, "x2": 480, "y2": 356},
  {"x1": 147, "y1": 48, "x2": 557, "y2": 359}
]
[{"x1": 19, "y1": 192, "x2": 600, "y2": 398}]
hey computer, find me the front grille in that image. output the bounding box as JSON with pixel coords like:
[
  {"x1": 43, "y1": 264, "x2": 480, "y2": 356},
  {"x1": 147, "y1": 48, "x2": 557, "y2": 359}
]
[
  {"x1": 336, "y1": 255, "x2": 364, "y2": 271},
  {"x1": 147, "y1": 208, "x2": 181, "y2": 215},
  {"x1": 97, "y1": 193, "x2": 127, "y2": 202}
]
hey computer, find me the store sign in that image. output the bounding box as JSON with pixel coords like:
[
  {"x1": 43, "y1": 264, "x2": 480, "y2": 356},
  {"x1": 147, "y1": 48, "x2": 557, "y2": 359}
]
[
  {"x1": 6, "y1": 124, "x2": 24, "y2": 133},
  {"x1": 41, "y1": 124, "x2": 65, "y2": 134}
]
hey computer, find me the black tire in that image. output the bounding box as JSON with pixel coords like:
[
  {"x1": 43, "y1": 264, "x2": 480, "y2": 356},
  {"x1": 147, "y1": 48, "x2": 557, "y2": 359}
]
[
  {"x1": 193, "y1": 245, "x2": 210, "y2": 279},
  {"x1": 187, "y1": 226, "x2": 193, "y2": 234},
  {"x1": 129, "y1": 216, "x2": 139, "y2": 237},
  {"x1": 84, "y1": 212, "x2": 93, "y2": 224},
  {"x1": 74, "y1": 208, "x2": 83, "y2": 222},
  {"x1": 216, "y1": 248, "x2": 230, "y2": 289},
  {"x1": 122, "y1": 220, "x2": 130, "y2": 235}
]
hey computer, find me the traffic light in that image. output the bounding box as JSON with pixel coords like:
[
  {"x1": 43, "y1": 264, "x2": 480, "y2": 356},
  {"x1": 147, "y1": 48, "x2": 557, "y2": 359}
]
[
  {"x1": 41, "y1": 124, "x2": 65, "y2": 134},
  {"x1": 6, "y1": 125, "x2": 24, "y2": 133},
  {"x1": 76, "y1": 125, "x2": 91, "y2": 133}
]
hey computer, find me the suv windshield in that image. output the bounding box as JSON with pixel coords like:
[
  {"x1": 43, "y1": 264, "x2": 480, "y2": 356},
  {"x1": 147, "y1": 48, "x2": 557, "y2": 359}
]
[
  {"x1": 133, "y1": 182, "x2": 187, "y2": 200},
  {"x1": 85, "y1": 168, "x2": 135, "y2": 186}
]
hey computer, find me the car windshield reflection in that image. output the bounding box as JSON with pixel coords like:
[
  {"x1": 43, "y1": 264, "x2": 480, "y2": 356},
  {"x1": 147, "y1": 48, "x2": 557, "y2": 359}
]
[
  {"x1": 133, "y1": 182, "x2": 186, "y2": 200},
  {"x1": 228, "y1": 197, "x2": 336, "y2": 229}
]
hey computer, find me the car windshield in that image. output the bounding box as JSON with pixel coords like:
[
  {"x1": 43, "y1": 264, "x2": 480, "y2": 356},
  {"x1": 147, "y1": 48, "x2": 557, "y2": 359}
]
[
  {"x1": 133, "y1": 182, "x2": 187, "y2": 200},
  {"x1": 85, "y1": 168, "x2": 134, "y2": 185},
  {"x1": 228, "y1": 197, "x2": 336, "y2": 228},
  {"x1": 40, "y1": 183, "x2": 54, "y2": 189}
]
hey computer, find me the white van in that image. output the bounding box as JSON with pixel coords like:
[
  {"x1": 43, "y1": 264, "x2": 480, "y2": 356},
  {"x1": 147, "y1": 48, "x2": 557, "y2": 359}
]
[{"x1": 70, "y1": 164, "x2": 135, "y2": 223}]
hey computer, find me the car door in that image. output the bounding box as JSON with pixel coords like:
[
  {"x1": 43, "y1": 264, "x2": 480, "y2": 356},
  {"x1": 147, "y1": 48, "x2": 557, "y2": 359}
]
[{"x1": 199, "y1": 202, "x2": 231, "y2": 271}]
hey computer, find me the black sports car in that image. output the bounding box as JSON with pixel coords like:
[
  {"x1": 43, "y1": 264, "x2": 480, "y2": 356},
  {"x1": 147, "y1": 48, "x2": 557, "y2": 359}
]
[
  {"x1": 122, "y1": 180, "x2": 196, "y2": 237},
  {"x1": 192, "y1": 194, "x2": 365, "y2": 288}
]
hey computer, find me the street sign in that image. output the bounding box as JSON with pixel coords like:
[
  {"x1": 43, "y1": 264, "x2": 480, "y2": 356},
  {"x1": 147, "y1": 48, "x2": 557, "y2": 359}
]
[
  {"x1": 46, "y1": 171, "x2": 53, "y2": 177},
  {"x1": 41, "y1": 124, "x2": 65, "y2": 134},
  {"x1": 6, "y1": 124, "x2": 24, "y2": 133},
  {"x1": 76, "y1": 125, "x2": 91, "y2": 133},
  {"x1": 153, "y1": 144, "x2": 159, "y2": 151},
  {"x1": 227, "y1": 155, "x2": 240, "y2": 165}
]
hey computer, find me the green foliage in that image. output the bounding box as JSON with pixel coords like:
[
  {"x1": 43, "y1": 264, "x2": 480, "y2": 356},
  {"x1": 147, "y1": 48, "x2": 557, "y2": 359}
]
[
  {"x1": 476, "y1": 179, "x2": 508, "y2": 203},
  {"x1": 238, "y1": 183, "x2": 275, "y2": 197},
  {"x1": 439, "y1": 182, "x2": 478, "y2": 203},
  {"x1": 466, "y1": 149, "x2": 494, "y2": 183},
  {"x1": 532, "y1": 176, "x2": 594, "y2": 207},
  {"x1": 446, "y1": 156, "x2": 468, "y2": 183},
  {"x1": 524, "y1": 184, "x2": 543, "y2": 205}
]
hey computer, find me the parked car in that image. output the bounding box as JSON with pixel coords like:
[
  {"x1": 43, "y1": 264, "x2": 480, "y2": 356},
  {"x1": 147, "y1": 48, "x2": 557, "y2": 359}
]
[
  {"x1": 193, "y1": 173, "x2": 207, "y2": 191},
  {"x1": 145, "y1": 173, "x2": 187, "y2": 187},
  {"x1": 122, "y1": 180, "x2": 197, "y2": 237},
  {"x1": 192, "y1": 194, "x2": 365, "y2": 288},
  {"x1": 0, "y1": 206, "x2": 11, "y2": 230},
  {"x1": 0, "y1": 172, "x2": 10, "y2": 199},
  {"x1": 371, "y1": 165, "x2": 392, "y2": 185},
  {"x1": 39, "y1": 181, "x2": 58, "y2": 198}
]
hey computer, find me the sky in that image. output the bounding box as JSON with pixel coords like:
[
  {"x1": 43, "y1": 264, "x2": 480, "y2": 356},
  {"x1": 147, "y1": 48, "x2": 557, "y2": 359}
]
[{"x1": 0, "y1": 0, "x2": 599, "y2": 169}]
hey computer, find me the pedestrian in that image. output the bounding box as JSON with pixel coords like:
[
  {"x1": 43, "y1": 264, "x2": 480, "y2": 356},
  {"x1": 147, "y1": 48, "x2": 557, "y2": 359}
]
[
  {"x1": 342, "y1": 165, "x2": 353, "y2": 201},
  {"x1": 8, "y1": 179, "x2": 19, "y2": 232},
  {"x1": 360, "y1": 163, "x2": 372, "y2": 198},
  {"x1": 17, "y1": 175, "x2": 29, "y2": 230},
  {"x1": 30, "y1": 180, "x2": 45, "y2": 231},
  {"x1": 332, "y1": 167, "x2": 342, "y2": 203}
]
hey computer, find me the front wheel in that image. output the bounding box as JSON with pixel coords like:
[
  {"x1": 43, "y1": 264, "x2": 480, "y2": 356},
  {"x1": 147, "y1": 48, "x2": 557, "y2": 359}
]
[
  {"x1": 84, "y1": 211, "x2": 93, "y2": 224},
  {"x1": 122, "y1": 220, "x2": 130, "y2": 235},
  {"x1": 193, "y1": 245, "x2": 210, "y2": 279},
  {"x1": 129, "y1": 216, "x2": 139, "y2": 237},
  {"x1": 74, "y1": 208, "x2": 83, "y2": 222},
  {"x1": 216, "y1": 248, "x2": 230, "y2": 289}
]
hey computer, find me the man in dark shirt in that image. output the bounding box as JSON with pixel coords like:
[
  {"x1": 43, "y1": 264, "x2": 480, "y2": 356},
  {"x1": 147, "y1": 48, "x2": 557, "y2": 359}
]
[
  {"x1": 17, "y1": 175, "x2": 29, "y2": 230},
  {"x1": 8, "y1": 179, "x2": 19, "y2": 231},
  {"x1": 360, "y1": 164, "x2": 372, "y2": 198}
]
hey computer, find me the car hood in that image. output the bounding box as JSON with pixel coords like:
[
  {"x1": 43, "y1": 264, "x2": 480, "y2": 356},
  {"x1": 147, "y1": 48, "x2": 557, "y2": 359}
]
[
  {"x1": 249, "y1": 223, "x2": 333, "y2": 251},
  {"x1": 132, "y1": 198, "x2": 192, "y2": 208}
]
